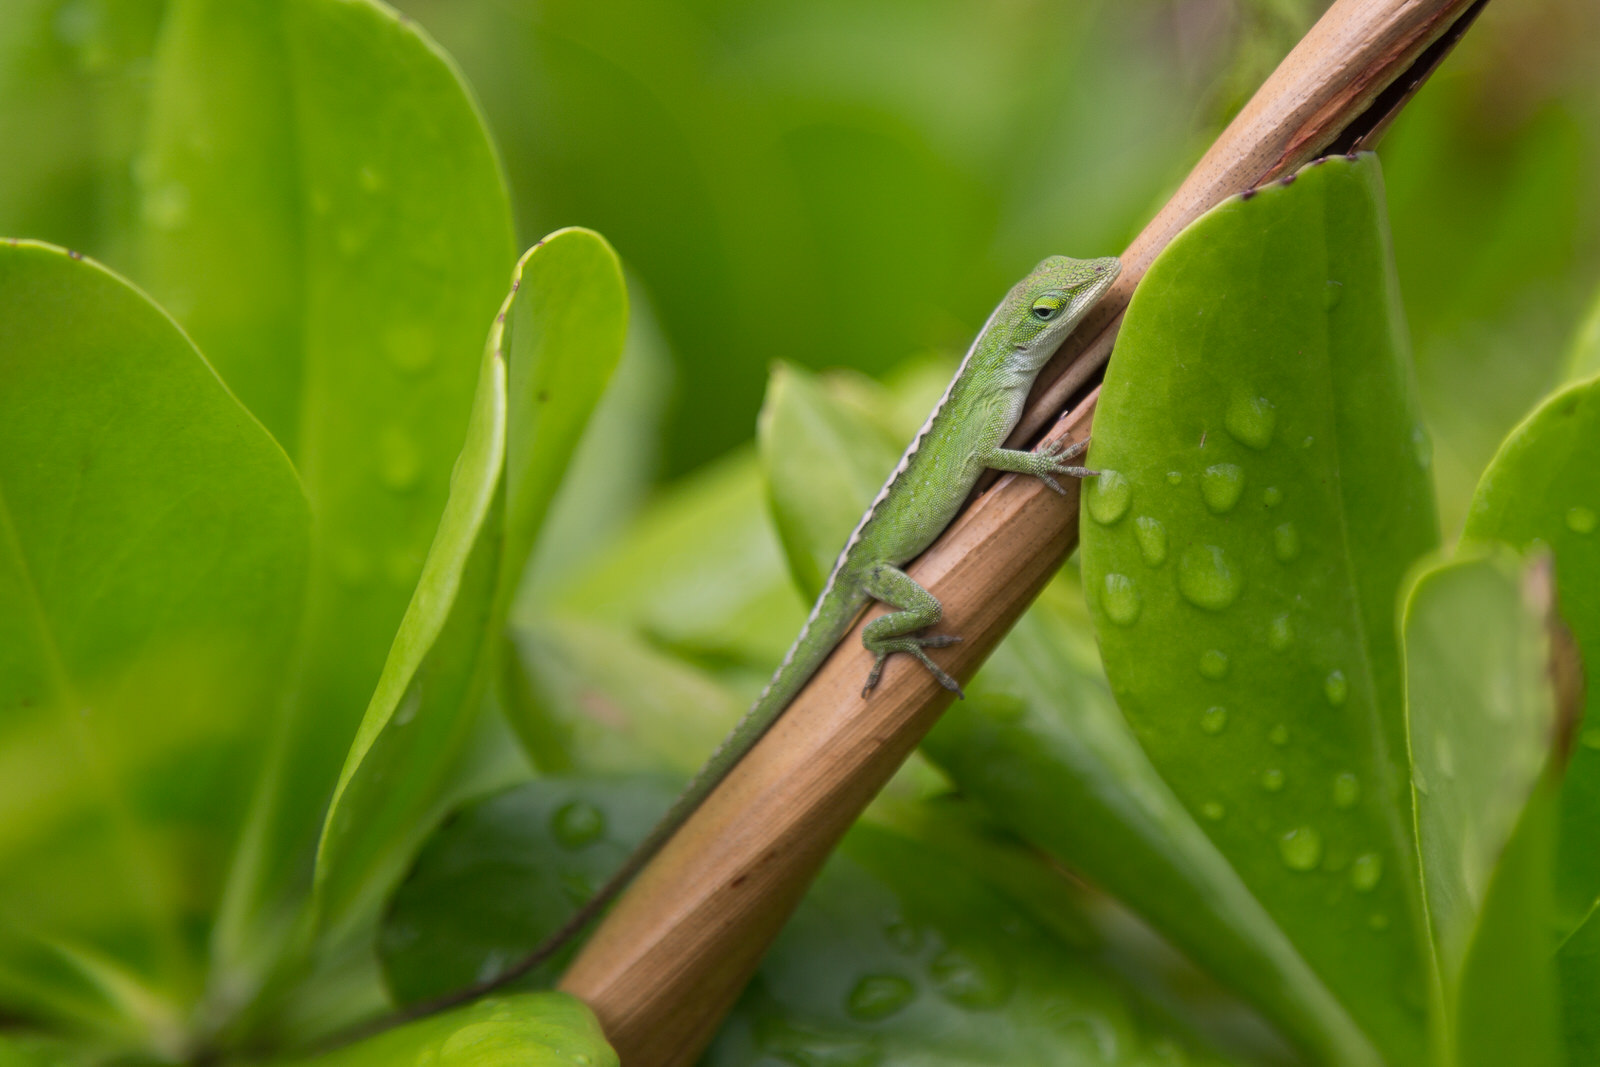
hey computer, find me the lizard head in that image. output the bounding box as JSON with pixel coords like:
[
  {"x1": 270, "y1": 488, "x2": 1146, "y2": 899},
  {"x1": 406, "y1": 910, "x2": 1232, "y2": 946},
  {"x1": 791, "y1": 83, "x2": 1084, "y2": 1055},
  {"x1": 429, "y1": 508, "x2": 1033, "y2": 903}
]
[{"x1": 1000, "y1": 255, "x2": 1122, "y2": 370}]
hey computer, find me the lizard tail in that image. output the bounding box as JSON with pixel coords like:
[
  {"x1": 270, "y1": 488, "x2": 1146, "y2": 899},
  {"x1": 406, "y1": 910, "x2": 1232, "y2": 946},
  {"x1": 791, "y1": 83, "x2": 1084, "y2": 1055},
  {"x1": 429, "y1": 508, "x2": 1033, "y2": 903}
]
[{"x1": 398, "y1": 583, "x2": 872, "y2": 1022}]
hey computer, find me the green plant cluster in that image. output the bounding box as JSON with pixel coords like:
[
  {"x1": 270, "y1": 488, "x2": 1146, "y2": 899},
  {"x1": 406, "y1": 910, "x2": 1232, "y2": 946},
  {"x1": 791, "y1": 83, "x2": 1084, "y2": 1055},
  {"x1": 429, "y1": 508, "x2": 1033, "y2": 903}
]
[{"x1": 3, "y1": 1, "x2": 1600, "y2": 1065}]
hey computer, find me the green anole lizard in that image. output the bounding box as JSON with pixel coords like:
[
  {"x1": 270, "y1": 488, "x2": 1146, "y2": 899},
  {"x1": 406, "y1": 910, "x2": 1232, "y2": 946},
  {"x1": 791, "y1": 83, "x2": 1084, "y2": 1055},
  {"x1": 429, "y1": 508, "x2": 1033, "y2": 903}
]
[{"x1": 476, "y1": 253, "x2": 1121, "y2": 996}]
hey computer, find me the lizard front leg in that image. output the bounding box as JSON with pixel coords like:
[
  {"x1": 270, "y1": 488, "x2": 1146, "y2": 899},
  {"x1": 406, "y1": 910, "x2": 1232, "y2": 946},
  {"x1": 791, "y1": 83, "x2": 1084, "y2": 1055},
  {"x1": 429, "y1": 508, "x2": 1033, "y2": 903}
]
[
  {"x1": 858, "y1": 562, "x2": 963, "y2": 698},
  {"x1": 983, "y1": 436, "x2": 1095, "y2": 494}
]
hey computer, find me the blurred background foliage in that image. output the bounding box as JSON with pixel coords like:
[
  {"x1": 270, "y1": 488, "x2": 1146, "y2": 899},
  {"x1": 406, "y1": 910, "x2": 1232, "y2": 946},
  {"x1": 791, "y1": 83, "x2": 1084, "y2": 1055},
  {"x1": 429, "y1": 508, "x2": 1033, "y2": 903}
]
[{"x1": 5, "y1": 0, "x2": 1597, "y2": 528}]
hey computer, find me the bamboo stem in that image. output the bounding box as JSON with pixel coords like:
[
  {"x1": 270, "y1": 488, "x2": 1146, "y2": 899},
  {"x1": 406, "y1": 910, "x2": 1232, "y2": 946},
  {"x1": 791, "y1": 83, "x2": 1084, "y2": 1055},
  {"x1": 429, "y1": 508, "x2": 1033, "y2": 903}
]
[{"x1": 558, "y1": 1, "x2": 1489, "y2": 1062}]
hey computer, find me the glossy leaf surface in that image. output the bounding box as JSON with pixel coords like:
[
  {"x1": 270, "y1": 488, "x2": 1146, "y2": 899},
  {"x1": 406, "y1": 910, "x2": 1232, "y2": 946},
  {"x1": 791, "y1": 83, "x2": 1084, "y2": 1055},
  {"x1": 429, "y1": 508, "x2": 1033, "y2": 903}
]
[
  {"x1": 1081, "y1": 154, "x2": 1437, "y2": 1063},
  {"x1": 0, "y1": 243, "x2": 309, "y2": 1038},
  {"x1": 314, "y1": 230, "x2": 626, "y2": 940},
  {"x1": 137, "y1": 0, "x2": 517, "y2": 968}
]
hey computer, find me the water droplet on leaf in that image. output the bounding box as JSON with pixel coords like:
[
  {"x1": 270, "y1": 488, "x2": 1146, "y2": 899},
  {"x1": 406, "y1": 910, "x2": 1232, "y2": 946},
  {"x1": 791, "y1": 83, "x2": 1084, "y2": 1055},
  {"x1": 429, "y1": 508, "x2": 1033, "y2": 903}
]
[
  {"x1": 1411, "y1": 423, "x2": 1433, "y2": 470},
  {"x1": 1351, "y1": 853, "x2": 1383, "y2": 891},
  {"x1": 1086, "y1": 470, "x2": 1131, "y2": 525},
  {"x1": 1567, "y1": 506, "x2": 1597, "y2": 534},
  {"x1": 1279, "y1": 827, "x2": 1323, "y2": 871},
  {"x1": 1260, "y1": 768, "x2": 1285, "y2": 792},
  {"x1": 1333, "y1": 773, "x2": 1360, "y2": 809},
  {"x1": 1273, "y1": 523, "x2": 1301, "y2": 562},
  {"x1": 1200, "y1": 706, "x2": 1227, "y2": 734},
  {"x1": 378, "y1": 426, "x2": 421, "y2": 491},
  {"x1": 1268, "y1": 614, "x2": 1293, "y2": 650},
  {"x1": 1134, "y1": 516, "x2": 1167, "y2": 566},
  {"x1": 1201, "y1": 802, "x2": 1225, "y2": 821},
  {"x1": 1200, "y1": 463, "x2": 1245, "y2": 513},
  {"x1": 1199, "y1": 649, "x2": 1229, "y2": 679},
  {"x1": 930, "y1": 946, "x2": 1012, "y2": 1009},
  {"x1": 1178, "y1": 545, "x2": 1242, "y2": 610},
  {"x1": 551, "y1": 801, "x2": 605, "y2": 848},
  {"x1": 1270, "y1": 724, "x2": 1289, "y2": 746},
  {"x1": 1324, "y1": 670, "x2": 1348, "y2": 707},
  {"x1": 1224, "y1": 393, "x2": 1276, "y2": 450},
  {"x1": 847, "y1": 974, "x2": 916, "y2": 1021},
  {"x1": 1263, "y1": 486, "x2": 1283, "y2": 507},
  {"x1": 1100, "y1": 573, "x2": 1141, "y2": 626}
]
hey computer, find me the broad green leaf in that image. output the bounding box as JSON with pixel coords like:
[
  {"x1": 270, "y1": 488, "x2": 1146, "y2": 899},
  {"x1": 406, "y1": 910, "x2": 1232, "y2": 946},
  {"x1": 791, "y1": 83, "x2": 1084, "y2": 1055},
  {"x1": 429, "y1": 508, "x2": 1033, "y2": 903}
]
[
  {"x1": 1557, "y1": 902, "x2": 1600, "y2": 1061},
  {"x1": 314, "y1": 230, "x2": 626, "y2": 943},
  {"x1": 1463, "y1": 376, "x2": 1600, "y2": 931},
  {"x1": 928, "y1": 583, "x2": 1375, "y2": 1065},
  {"x1": 136, "y1": 0, "x2": 517, "y2": 972},
  {"x1": 0, "y1": 243, "x2": 308, "y2": 1041},
  {"x1": 759, "y1": 358, "x2": 1369, "y2": 1061},
  {"x1": 1402, "y1": 551, "x2": 1566, "y2": 1067},
  {"x1": 280, "y1": 992, "x2": 615, "y2": 1067},
  {"x1": 1080, "y1": 153, "x2": 1437, "y2": 1064},
  {"x1": 379, "y1": 778, "x2": 678, "y2": 1003}
]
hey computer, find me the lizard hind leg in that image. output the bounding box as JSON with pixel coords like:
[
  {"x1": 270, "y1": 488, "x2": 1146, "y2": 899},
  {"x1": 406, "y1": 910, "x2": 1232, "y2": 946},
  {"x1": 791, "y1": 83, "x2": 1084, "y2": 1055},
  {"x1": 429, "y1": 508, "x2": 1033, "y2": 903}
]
[{"x1": 858, "y1": 563, "x2": 964, "y2": 698}]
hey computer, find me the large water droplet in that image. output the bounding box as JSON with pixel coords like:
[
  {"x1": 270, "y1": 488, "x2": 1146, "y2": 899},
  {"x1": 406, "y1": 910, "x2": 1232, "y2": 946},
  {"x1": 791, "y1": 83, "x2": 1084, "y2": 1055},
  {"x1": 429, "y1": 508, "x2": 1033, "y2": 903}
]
[
  {"x1": 1270, "y1": 724, "x2": 1290, "y2": 746},
  {"x1": 1333, "y1": 772, "x2": 1361, "y2": 809},
  {"x1": 1268, "y1": 613, "x2": 1294, "y2": 651},
  {"x1": 1411, "y1": 423, "x2": 1433, "y2": 470},
  {"x1": 1178, "y1": 545, "x2": 1242, "y2": 611},
  {"x1": 847, "y1": 974, "x2": 916, "y2": 1021},
  {"x1": 378, "y1": 427, "x2": 421, "y2": 492},
  {"x1": 1100, "y1": 573, "x2": 1141, "y2": 626},
  {"x1": 1260, "y1": 768, "x2": 1285, "y2": 792},
  {"x1": 551, "y1": 800, "x2": 605, "y2": 848},
  {"x1": 1198, "y1": 649, "x2": 1229, "y2": 679},
  {"x1": 1263, "y1": 486, "x2": 1283, "y2": 508},
  {"x1": 1567, "y1": 506, "x2": 1597, "y2": 534},
  {"x1": 1134, "y1": 516, "x2": 1168, "y2": 566},
  {"x1": 1165, "y1": 470, "x2": 1183, "y2": 486},
  {"x1": 1351, "y1": 853, "x2": 1383, "y2": 892},
  {"x1": 1225, "y1": 393, "x2": 1277, "y2": 450},
  {"x1": 929, "y1": 946, "x2": 1012, "y2": 1009},
  {"x1": 883, "y1": 917, "x2": 923, "y2": 955},
  {"x1": 1273, "y1": 522, "x2": 1301, "y2": 562},
  {"x1": 1368, "y1": 913, "x2": 1390, "y2": 932},
  {"x1": 1200, "y1": 463, "x2": 1245, "y2": 513},
  {"x1": 1324, "y1": 669, "x2": 1348, "y2": 707},
  {"x1": 1199, "y1": 706, "x2": 1227, "y2": 735},
  {"x1": 1201, "y1": 801, "x2": 1225, "y2": 821},
  {"x1": 1086, "y1": 470, "x2": 1131, "y2": 525},
  {"x1": 1279, "y1": 827, "x2": 1323, "y2": 871}
]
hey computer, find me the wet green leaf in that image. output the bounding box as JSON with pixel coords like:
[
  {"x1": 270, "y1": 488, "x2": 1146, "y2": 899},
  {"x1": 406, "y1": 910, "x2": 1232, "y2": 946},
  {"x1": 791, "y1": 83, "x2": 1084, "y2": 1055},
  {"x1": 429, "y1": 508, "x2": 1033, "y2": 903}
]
[
  {"x1": 135, "y1": 0, "x2": 517, "y2": 972},
  {"x1": 1565, "y1": 286, "x2": 1600, "y2": 382},
  {"x1": 379, "y1": 778, "x2": 677, "y2": 1003},
  {"x1": 0, "y1": 242, "x2": 308, "y2": 1040},
  {"x1": 1464, "y1": 376, "x2": 1600, "y2": 933},
  {"x1": 1080, "y1": 154, "x2": 1437, "y2": 1064},
  {"x1": 314, "y1": 230, "x2": 626, "y2": 942},
  {"x1": 280, "y1": 992, "x2": 615, "y2": 1067}
]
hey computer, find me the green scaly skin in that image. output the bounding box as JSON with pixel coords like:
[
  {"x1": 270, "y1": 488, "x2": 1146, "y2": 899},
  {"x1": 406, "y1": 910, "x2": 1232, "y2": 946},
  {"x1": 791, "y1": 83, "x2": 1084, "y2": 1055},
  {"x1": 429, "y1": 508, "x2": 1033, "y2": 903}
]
[{"x1": 471, "y1": 254, "x2": 1121, "y2": 997}]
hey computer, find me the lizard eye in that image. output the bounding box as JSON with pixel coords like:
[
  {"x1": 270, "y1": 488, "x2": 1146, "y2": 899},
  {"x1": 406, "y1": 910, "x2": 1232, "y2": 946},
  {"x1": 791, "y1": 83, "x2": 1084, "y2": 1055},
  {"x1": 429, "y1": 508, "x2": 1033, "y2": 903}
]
[{"x1": 1031, "y1": 300, "x2": 1060, "y2": 321}]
